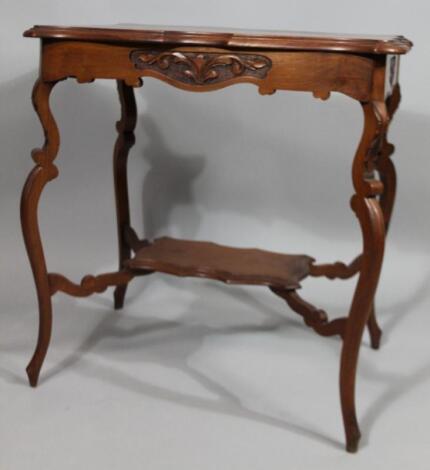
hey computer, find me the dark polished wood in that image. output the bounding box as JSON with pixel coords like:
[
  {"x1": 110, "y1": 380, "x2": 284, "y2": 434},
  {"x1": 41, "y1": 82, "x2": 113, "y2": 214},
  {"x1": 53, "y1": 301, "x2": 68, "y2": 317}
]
[
  {"x1": 21, "y1": 24, "x2": 412, "y2": 453},
  {"x1": 24, "y1": 25, "x2": 412, "y2": 54}
]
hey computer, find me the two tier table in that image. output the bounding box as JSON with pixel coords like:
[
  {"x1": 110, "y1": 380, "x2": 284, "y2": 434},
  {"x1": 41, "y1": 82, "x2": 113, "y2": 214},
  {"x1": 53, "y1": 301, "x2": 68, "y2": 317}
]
[{"x1": 21, "y1": 24, "x2": 412, "y2": 452}]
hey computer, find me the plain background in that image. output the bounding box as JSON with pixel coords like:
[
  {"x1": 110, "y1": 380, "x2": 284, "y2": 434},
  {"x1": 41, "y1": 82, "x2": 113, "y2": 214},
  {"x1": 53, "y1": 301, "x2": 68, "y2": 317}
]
[{"x1": 1, "y1": 1, "x2": 430, "y2": 469}]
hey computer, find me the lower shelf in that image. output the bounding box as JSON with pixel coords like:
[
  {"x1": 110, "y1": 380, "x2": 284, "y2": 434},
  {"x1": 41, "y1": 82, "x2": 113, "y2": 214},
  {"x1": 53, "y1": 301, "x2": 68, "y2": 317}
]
[{"x1": 126, "y1": 237, "x2": 313, "y2": 289}]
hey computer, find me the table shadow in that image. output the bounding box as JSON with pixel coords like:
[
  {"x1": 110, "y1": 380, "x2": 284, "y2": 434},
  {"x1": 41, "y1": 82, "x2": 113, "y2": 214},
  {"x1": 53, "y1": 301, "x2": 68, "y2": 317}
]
[
  {"x1": 357, "y1": 270, "x2": 430, "y2": 446},
  {"x1": 2, "y1": 272, "x2": 428, "y2": 452},
  {"x1": 139, "y1": 115, "x2": 205, "y2": 240},
  {"x1": 35, "y1": 281, "x2": 343, "y2": 450}
]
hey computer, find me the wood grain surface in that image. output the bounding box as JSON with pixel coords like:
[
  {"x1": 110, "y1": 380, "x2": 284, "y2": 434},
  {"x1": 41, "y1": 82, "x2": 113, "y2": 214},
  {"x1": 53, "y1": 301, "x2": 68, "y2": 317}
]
[{"x1": 24, "y1": 24, "x2": 413, "y2": 54}]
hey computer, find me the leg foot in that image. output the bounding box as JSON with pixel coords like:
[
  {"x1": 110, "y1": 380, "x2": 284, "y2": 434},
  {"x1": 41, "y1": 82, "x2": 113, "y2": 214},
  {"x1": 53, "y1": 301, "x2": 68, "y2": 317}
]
[
  {"x1": 367, "y1": 305, "x2": 382, "y2": 350},
  {"x1": 25, "y1": 299, "x2": 52, "y2": 387},
  {"x1": 114, "y1": 285, "x2": 127, "y2": 310},
  {"x1": 27, "y1": 361, "x2": 44, "y2": 388},
  {"x1": 346, "y1": 427, "x2": 361, "y2": 453}
]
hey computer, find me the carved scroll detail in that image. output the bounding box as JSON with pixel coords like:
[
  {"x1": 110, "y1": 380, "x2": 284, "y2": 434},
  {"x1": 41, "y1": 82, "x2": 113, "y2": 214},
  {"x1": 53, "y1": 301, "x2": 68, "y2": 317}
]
[
  {"x1": 377, "y1": 84, "x2": 400, "y2": 231},
  {"x1": 270, "y1": 287, "x2": 346, "y2": 339},
  {"x1": 130, "y1": 50, "x2": 272, "y2": 85}
]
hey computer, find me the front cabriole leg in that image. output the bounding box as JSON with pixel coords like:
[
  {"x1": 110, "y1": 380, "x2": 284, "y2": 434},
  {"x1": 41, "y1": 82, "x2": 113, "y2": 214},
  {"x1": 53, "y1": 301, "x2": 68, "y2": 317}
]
[
  {"x1": 21, "y1": 78, "x2": 60, "y2": 387},
  {"x1": 340, "y1": 100, "x2": 387, "y2": 452}
]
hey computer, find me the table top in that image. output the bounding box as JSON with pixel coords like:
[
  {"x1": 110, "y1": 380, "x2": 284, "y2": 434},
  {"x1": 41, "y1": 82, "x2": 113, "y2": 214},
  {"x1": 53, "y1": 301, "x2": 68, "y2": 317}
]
[{"x1": 24, "y1": 24, "x2": 412, "y2": 55}]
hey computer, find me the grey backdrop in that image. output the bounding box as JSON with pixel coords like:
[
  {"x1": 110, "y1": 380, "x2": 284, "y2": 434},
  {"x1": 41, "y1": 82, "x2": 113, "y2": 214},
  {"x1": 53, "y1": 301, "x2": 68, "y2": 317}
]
[{"x1": 1, "y1": 1, "x2": 430, "y2": 469}]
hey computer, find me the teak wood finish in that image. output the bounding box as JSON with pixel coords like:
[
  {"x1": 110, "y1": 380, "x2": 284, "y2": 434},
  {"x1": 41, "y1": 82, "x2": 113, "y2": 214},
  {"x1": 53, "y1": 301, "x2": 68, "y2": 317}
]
[{"x1": 21, "y1": 25, "x2": 412, "y2": 453}]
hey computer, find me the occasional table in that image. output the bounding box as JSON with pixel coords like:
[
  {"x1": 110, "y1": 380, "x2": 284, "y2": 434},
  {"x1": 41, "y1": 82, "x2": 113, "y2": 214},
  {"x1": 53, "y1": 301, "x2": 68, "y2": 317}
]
[{"x1": 21, "y1": 25, "x2": 412, "y2": 452}]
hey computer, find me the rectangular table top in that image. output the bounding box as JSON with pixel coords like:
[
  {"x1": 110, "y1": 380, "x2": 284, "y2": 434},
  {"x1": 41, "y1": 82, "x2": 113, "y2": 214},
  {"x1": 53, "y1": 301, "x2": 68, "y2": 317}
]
[{"x1": 24, "y1": 24, "x2": 412, "y2": 55}]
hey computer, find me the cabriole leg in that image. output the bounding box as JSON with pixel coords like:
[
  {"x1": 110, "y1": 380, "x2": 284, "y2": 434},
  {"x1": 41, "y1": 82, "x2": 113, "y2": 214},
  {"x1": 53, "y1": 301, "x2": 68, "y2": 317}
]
[
  {"x1": 21, "y1": 78, "x2": 60, "y2": 387},
  {"x1": 340, "y1": 101, "x2": 387, "y2": 452},
  {"x1": 113, "y1": 80, "x2": 137, "y2": 309}
]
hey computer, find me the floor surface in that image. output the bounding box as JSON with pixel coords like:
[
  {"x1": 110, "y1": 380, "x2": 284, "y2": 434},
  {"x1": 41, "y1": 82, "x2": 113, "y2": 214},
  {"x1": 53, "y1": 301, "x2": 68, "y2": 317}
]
[{"x1": 1, "y1": 244, "x2": 430, "y2": 470}]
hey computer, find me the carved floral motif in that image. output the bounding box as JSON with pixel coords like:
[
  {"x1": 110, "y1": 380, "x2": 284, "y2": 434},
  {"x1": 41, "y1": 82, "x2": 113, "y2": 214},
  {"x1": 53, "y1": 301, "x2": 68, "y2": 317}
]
[{"x1": 130, "y1": 50, "x2": 272, "y2": 85}]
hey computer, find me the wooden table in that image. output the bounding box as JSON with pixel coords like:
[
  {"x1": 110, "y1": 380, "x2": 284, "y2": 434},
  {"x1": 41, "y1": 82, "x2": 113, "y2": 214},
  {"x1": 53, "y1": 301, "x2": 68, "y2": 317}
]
[{"x1": 22, "y1": 25, "x2": 412, "y2": 452}]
